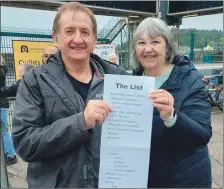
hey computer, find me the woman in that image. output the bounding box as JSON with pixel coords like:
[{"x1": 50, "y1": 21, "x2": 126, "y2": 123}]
[
  {"x1": 0, "y1": 55, "x2": 18, "y2": 166},
  {"x1": 133, "y1": 18, "x2": 212, "y2": 188},
  {"x1": 108, "y1": 53, "x2": 118, "y2": 64}
]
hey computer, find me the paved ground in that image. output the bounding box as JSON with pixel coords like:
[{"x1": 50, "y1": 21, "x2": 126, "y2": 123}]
[
  {"x1": 208, "y1": 110, "x2": 223, "y2": 188},
  {"x1": 6, "y1": 110, "x2": 223, "y2": 188}
]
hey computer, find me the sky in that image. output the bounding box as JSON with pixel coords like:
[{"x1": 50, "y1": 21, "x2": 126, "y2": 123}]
[{"x1": 1, "y1": 6, "x2": 223, "y2": 31}]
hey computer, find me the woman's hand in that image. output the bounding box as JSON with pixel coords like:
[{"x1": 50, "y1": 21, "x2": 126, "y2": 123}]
[{"x1": 149, "y1": 89, "x2": 174, "y2": 120}]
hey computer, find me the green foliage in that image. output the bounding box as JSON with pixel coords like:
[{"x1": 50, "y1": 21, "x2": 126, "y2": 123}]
[{"x1": 172, "y1": 28, "x2": 223, "y2": 48}]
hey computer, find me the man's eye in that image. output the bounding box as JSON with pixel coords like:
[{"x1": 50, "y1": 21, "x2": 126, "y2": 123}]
[
  {"x1": 82, "y1": 31, "x2": 90, "y2": 35},
  {"x1": 66, "y1": 30, "x2": 73, "y2": 34}
]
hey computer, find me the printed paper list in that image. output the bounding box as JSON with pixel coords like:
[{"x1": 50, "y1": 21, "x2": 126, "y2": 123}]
[{"x1": 99, "y1": 74, "x2": 155, "y2": 188}]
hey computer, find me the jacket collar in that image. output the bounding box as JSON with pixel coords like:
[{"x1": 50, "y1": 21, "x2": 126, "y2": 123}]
[
  {"x1": 164, "y1": 55, "x2": 195, "y2": 89},
  {"x1": 43, "y1": 51, "x2": 107, "y2": 82}
]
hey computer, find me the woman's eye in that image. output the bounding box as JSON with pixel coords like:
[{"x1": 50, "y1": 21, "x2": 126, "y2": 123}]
[
  {"x1": 137, "y1": 41, "x2": 145, "y2": 45},
  {"x1": 152, "y1": 40, "x2": 160, "y2": 44}
]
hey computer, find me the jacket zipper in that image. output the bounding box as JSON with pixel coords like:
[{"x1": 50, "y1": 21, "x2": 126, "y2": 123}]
[{"x1": 84, "y1": 78, "x2": 104, "y2": 188}]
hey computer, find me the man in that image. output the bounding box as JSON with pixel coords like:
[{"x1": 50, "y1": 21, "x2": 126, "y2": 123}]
[
  {"x1": 0, "y1": 63, "x2": 34, "y2": 97},
  {"x1": 42, "y1": 45, "x2": 59, "y2": 64},
  {"x1": 12, "y1": 2, "x2": 127, "y2": 188}
]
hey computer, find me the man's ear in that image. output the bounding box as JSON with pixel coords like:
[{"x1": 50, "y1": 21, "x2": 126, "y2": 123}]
[{"x1": 52, "y1": 32, "x2": 59, "y2": 44}]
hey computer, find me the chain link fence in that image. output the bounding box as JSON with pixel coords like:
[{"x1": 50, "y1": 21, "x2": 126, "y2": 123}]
[
  {"x1": 1, "y1": 27, "x2": 53, "y2": 86},
  {"x1": 173, "y1": 30, "x2": 223, "y2": 64}
]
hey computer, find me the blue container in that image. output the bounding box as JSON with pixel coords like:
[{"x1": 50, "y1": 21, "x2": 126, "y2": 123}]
[
  {"x1": 209, "y1": 77, "x2": 218, "y2": 85},
  {"x1": 203, "y1": 53, "x2": 214, "y2": 63}
]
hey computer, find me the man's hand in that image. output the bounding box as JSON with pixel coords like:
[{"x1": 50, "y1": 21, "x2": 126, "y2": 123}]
[{"x1": 84, "y1": 100, "x2": 112, "y2": 129}]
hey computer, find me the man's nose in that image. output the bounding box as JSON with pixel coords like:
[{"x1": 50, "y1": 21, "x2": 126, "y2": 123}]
[{"x1": 72, "y1": 31, "x2": 83, "y2": 43}]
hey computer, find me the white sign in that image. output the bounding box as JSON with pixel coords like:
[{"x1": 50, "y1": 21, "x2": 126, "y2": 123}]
[
  {"x1": 93, "y1": 44, "x2": 116, "y2": 61},
  {"x1": 99, "y1": 74, "x2": 155, "y2": 188}
]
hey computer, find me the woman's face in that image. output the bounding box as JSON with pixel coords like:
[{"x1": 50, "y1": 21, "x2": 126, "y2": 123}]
[
  {"x1": 109, "y1": 55, "x2": 118, "y2": 64},
  {"x1": 135, "y1": 33, "x2": 167, "y2": 71},
  {"x1": 0, "y1": 56, "x2": 5, "y2": 66}
]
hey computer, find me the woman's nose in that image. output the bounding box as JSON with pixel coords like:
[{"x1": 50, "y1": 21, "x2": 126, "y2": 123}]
[{"x1": 143, "y1": 44, "x2": 154, "y2": 53}]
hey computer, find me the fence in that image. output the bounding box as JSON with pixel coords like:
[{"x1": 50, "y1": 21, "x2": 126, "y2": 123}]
[
  {"x1": 172, "y1": 30, "x2": 224, "y2": 64},
  {"x1": 1, "y1": 27, "x2": 54, "y2": 87}
]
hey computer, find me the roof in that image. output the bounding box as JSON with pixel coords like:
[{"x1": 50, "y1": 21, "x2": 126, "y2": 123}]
[{"x1": 1, "y1": 1, "x2": 157, "y2": 17}]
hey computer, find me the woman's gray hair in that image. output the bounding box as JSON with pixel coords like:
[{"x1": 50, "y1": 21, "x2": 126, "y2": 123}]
[{"x1": 132, "y1": 17, "x2": 177, "y2": 68}]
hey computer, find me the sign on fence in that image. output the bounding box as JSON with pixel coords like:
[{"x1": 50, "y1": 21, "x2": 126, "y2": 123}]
[
  {"x1": 93, "y1": 44, "x2": 116, "y2": 61},
  {"x1": 12, "y1": 40, "x2": 53, "y2": 80}
]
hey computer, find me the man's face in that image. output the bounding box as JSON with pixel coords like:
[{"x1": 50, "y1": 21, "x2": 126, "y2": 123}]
[
  {"x1": 42, "y1": 46, "x2": 58, "y2": 64},
  {"x1": 54, "y1": 10, "x2": 97, "y2": 63}
]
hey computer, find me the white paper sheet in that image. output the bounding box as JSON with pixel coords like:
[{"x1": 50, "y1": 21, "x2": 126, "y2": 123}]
[{"x1": 99, "y1": 74, "x2": 155, "y2": 188}]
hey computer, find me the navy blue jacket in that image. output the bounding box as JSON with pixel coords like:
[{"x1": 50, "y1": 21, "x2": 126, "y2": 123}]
[{"x1": 134, "y1": 55, "x2": 212, "y2": 188}]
